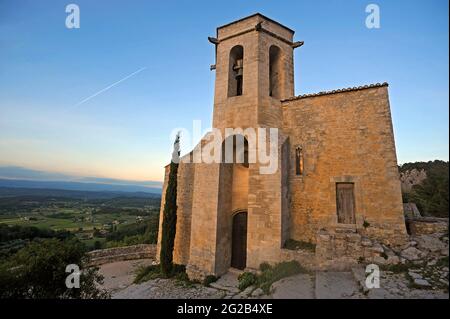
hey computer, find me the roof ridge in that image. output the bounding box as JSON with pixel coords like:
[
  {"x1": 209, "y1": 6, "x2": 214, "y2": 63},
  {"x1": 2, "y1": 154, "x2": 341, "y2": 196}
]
[
  {"x1": 217, "y1": 13, "x2": 295, "y2": 34},
  {"x1": 281, "y1": 82, "x2": 389, "y2": 102}
]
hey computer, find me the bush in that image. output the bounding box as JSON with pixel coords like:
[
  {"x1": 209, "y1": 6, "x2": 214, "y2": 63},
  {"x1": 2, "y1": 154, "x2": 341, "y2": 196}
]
[
  {"x1": 238, "y1": 272, "x2": 257, "y2": 291},
  {"x1": 380, "y1": 263, "x2": 411, "y2": 274},
  {"x1": 203, "y1": 275, "x2": 218, "y2": 287},
  {"x1": 257, "y1": 261, "x2": 307, "y2": 294},
  {"x1": 134, "y1": 264, "x2": 162, "y2": 283},
  {"x1": 400, "y1": 160, "x2": 449, "y2": 217},
  {"x1": 436, "y1": 256, "x2": 449, "y2": 268},
  {"x1": 238, "y1": 261, "x2": 307, "y2": 295},
  {"x1": 0, "y1": 238, "x2": 109, "y2": 299},
  {"x1": 259, "y1": 262, "x2": 271, "y2": 272}
]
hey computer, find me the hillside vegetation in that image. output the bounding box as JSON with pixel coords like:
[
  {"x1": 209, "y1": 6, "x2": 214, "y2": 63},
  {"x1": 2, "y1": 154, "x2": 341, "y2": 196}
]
[{"x1": 399, "y1": 160, "x2": 449, "y2": 218}]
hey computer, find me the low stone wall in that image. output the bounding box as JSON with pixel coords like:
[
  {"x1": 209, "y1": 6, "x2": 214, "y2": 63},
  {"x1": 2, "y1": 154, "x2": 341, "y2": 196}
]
[
  {"x1": 87, "y1": 244, "x2": 156, "y2": 266},
  {"x1": 407, "y1": 217, "x2": 448, "y2": 236},
  {"x1": 314, "y1": 228, "x2": 400, "y2": 271}
]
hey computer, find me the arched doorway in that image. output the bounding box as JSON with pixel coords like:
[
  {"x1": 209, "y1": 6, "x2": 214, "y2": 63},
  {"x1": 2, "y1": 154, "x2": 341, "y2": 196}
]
[{"x1": 231, "y1": 211, "x2": 248, "y2": 270}]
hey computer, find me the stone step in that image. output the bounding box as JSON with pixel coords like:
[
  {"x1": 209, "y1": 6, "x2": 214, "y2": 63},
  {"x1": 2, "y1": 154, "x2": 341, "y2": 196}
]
[
  {"x1": 209, "y1": 272, "x2": 240, "y2": 294},
  {"x1": 209, "y1": 282, "x2": 240, "y2": 294},
  {"x1": 228, "y1": 267, "x2": 244, "y2": 275}
]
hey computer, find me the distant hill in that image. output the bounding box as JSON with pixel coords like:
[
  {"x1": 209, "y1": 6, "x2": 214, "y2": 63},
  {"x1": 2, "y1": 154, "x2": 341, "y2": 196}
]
[
  {"x1": 0, "y1": 166, "x2": 162, "y2": 195},
  {"x1": 0, "y1": 179, "x2": 161, "y2": 195},
  {"x1": 0, "y1": 186, "x2": 160, "y2": 199}
]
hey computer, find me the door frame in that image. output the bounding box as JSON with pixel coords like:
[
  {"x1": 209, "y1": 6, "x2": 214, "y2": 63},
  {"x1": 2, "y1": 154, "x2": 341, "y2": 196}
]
[
  {"x1": 230, "y1": 210, "x2": 248, "y2": 270},
  {"x1": 336, "y1": 182, "x2": 356, "y2": 224}
]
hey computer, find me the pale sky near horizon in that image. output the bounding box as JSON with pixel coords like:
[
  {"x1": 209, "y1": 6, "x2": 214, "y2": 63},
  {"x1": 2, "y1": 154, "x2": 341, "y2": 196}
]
[{"x1": 0, "y1": 0, "x2": 448, "y2": 182}]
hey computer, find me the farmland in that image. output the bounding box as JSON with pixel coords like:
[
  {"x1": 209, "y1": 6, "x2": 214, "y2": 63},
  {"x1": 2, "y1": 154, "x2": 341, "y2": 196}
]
[{"x1": 0, "y1": 187, "x2": 161, "y2": 255}]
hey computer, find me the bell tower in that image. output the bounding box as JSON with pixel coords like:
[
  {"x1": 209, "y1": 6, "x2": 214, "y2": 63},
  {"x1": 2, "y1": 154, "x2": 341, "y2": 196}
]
[{"x1": 209, "y1": 13, "x2": 302, "y2": 130}]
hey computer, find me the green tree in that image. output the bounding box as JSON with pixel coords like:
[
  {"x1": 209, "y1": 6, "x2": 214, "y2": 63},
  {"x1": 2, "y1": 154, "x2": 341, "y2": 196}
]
[
  {"x1": 400, "y1": 160, "x2": 449, "y2": 217},
  {"x1": 93, "y1": 240, "x2": 102, "y2": 250},
  {"x1": 160, "y1": 133, "x2": 180, "y2": 276},
  {"x1": 410, "y1": 169, "x2": 449, "y2": 217},
  {"x1": 0, "y1": 238, "x2": 109, "y2": 299}
]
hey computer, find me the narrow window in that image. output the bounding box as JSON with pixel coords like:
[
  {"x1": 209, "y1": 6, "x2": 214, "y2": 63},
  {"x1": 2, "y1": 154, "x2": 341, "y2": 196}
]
[
  {"x1": 295, "y1": 146, "x2": 304, "y2": 175},
  {"x1": 269, "y1": 45, "x2": 282, "y2": 98},
  {"x1": 228, "y1": 45, "x2": 244, "y2": 97}
]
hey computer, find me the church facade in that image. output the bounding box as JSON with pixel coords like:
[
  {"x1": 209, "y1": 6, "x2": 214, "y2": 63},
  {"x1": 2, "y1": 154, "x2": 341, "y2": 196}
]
[{"x1": 157, "y1": 13, "x2": 407, "y2": 280}]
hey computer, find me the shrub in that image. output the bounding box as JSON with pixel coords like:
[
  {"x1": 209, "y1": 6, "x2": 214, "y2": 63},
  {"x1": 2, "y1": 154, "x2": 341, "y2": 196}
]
[
  {"x1": 133, "y1": 263, "x2": 188, "y2": 284},
  {"x1": 238, "y1": 261, "x2": 307, "y2": 295},
  {"x1": 203, "y1": 275, "x2": 218, "y2": 287},
  {"x1": 400, "y1": 160, "x2": 449, "y2": 217},
  {"x1": 238, "y1": 272, "x2": 257, "y2": 291},
  {"x1": 380, "y1": 263, "x2": 411, "y2": 274},
  {"x1": 0, "y1": 238, "x2": 108, "y2": 299},
  {"x1": 134, "y1": 264, "x2": 162, "y2": 283},
  {"x1": 259, "y1": 262, "x2": 271, "y2": 272},
  {"x1": 436, "y1": 256, "x2": 449, "y2": 268}
]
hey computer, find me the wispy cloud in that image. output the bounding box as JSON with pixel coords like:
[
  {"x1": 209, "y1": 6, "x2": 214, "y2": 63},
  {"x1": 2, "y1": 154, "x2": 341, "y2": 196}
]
[{"x1": 74, "y1": 67, "x2": 147, "y2": 107}]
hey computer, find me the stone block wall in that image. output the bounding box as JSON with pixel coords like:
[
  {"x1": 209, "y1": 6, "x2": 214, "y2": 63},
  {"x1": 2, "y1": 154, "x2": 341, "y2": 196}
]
[
  {"x1": 173, "y1": 160, "x2": 195, "y2": 265},
  {"x1": 407, "y1": 217, "x2": 449, "y2": 236},
  {"x1": 186, "y1": 161, "x2": 221, "y2": 280},
  {"x1": 282, "y1": 85, "x2": 408, "y2": 246}
]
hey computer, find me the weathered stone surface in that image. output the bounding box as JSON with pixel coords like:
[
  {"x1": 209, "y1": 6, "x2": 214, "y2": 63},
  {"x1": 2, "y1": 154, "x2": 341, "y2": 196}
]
[
  {"x1": 271, "y1": 274, "x2": 314, "y2": 299},
  {"x1": 415, "y1": 234, "x2": 447, "y2": 253},
  {"x1": 414, "y1": 279, "x2": 431, "y2": 288},
  {"x1": 315, "y1": 272, "x2": 363, "y2": 299},
  {"x1": 251, "y1": 288, "x2": 264, "y2": 297},
  {"x1": 408, "y1": 271, "x2": 422, "y2": 280},
  {"x1": 401, "y1": 247, "x2": 425, "y2": 261},
  {"x1": 407, "y1": 218, "x2": 449, "y2": 236}
]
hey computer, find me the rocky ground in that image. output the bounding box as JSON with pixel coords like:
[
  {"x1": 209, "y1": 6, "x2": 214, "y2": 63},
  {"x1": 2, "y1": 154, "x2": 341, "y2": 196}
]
[{"x1": 98, "y1": 232, "x2": 448, "y2": 299}]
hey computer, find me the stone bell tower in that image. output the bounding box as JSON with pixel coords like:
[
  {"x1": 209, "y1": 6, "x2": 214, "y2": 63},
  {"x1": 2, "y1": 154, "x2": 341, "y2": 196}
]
[
  {"x1": 180, "y1": 14, "x2": 303, "y2": 279},
  {"x1": 209, "y1": 13, "x2": 302, "y2": 130}
]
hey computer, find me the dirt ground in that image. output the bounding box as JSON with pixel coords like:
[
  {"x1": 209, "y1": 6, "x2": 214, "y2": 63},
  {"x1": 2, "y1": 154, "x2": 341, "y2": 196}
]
[{"x1": 98, "y1": 259, "x2": 448, "y2": 299}]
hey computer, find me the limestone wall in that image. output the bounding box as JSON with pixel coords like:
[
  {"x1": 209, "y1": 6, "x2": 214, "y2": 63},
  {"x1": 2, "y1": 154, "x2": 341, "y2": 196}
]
[
  {"x1": 282, "y1": 85, "x2": 407, "y2": 246},
  {"x1": 173, "y1": 161, "x2": 195, "y2": 265},
  {"x1": 407, "y1": 217, "x2": 449, "y2": 236}
]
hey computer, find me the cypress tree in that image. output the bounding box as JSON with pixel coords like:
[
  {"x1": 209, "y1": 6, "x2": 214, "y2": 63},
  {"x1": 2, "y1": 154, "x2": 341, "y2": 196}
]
[{"x1": 160, "y1": 133, "x2": 180, "y2": 276}]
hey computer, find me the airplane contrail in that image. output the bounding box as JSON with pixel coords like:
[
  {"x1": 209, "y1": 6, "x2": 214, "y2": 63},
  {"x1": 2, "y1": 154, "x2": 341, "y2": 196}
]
[{"x1": 74, "y1": 67, "x2": 147, "y2": 107}]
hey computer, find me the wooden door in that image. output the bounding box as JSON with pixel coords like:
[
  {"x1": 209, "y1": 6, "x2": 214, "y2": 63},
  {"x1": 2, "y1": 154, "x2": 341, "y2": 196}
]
[
  {"x1": 336, "y1": 183, "x2": 356, "y2": 224},
  {"x1": 231, "y1": 212, "x2": 247, "y2": 270}
]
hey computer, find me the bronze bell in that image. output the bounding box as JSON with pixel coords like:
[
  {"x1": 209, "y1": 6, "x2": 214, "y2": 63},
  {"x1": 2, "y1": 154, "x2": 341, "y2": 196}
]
[{"x1": 233, "y1": 59, "x2": 243, "y2": 77}]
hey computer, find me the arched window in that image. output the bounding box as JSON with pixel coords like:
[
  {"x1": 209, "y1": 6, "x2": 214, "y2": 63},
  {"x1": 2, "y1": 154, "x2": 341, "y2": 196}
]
[
  {"x1": 269, "y1": 45, "x2": 282, "y2": 98},
  {"x1": 228, "y1": 45, "x2": 244, "y2": 97},
  {"x1": 222, "y1": 134, "x2": 249, "y2": 167},
  {"x1": 295, "y1": 146, "x2": 304, "y2": 175}
]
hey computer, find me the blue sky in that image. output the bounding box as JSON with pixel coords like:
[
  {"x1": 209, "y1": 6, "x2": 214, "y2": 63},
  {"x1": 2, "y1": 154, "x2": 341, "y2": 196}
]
[{"x1": 0, "y1": 0, "x2": 448, "y2": 182}]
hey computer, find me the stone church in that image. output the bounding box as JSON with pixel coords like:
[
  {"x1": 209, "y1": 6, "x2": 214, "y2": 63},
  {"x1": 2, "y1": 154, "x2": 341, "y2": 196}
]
[{"x1": 157, "y1": 13, "x2": 407, "y2": 280}]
